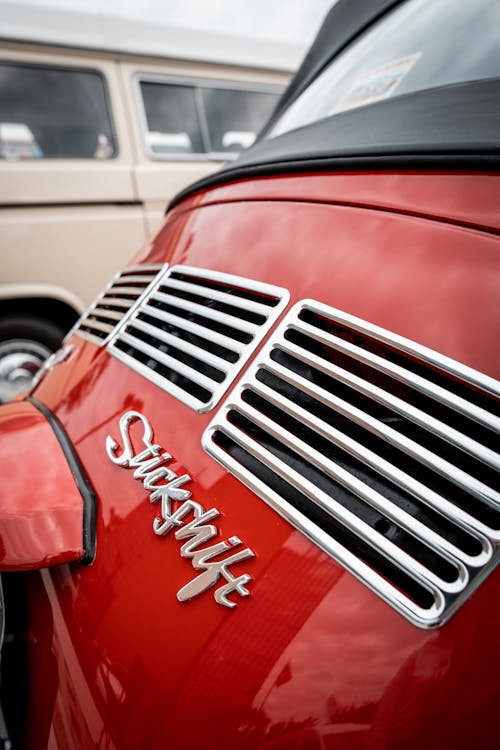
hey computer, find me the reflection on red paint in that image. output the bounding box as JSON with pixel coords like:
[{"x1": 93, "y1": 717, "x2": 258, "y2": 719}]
[
  {"x1": 0, "y1": 402, "x2": 84, "y2": 569},
  {"x1": 9, "y1": 169, "x2": 500, "y2": 749}
]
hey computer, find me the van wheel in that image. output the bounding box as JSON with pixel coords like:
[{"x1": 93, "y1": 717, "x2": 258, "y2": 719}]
[{"x1": 0, "y1": 317, "x2": 65, "y2": 403}]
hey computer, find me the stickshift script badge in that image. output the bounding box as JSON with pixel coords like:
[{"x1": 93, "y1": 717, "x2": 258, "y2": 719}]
[{"x1": 106, "y1": 410, "x2": 255, "y2": 608}]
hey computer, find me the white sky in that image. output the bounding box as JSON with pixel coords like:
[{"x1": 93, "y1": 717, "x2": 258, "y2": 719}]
[{"x1": 16, "y1": 0, "x2": 333, "y2": 46}]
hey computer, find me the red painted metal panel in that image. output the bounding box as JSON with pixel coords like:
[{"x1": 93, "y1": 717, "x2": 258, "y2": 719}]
[
  {"x1": 0, "y1": 401, "x2": 84, "y2": 569},
  {"x1": 22, "y1": 172, "x2": 500, "y2": 749},
  {"x1": 166, "y1": 172, "x2": 500, "y2": 235}
]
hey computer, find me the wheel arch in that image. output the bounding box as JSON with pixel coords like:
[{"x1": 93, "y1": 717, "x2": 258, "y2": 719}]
[{"x1": 0, "y1": 284, "x2": 86, "y2": 334}]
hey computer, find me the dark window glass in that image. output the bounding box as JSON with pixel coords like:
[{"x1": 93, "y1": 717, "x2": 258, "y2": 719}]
[
  {"x1": 201, "y1": 88, "x2": 279, "y2": 153},
  {"x1": 0, "y1": 63, "x2": 115, "y2": 159},
  {"x1": 270, "y1": 0, "x2": 500, "y2": 138},
  {"x1": 140, "y1": 82, "x2": 204, "y2": 155}
]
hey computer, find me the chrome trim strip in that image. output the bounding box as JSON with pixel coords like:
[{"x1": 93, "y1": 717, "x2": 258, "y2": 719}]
[
  {"x1": 249, "y1": 377, "x2": 492, "y2": 565},
  {"x1": 111, "y1": 346, "x2": 212, "y2": 413},
  {"x1": 99, "y1": 298, "x2": 131, "y2": 310},
  {"x1": 72, "y1": 330, "x2": 106, "y2": 347},
  {"x1": 296, "y1": 319, "x2": 500, "y2": 443},
  {"x1": 230, "y1": 398, "x2": 468, "y2": 593},
  {"x1": 113, "y1": 274, "x2": 160, "y2": 285},
  {"x1": 107, "y1": 265, "x2": 170, "y2": 337},
  {"x1": 119, "y1": 330, "x2": 219, "y2": 392},
  {"x1": 279, "y1": 339, "x2": 499, "y2": 508},
  {"x1": 151, "y1": 290, "x2": 260, "y2": 336},
  {"x1": 202, "y1": 421, "x2": 448, "y2": 628},
  {"x1": 71, "y1": 264, "x2": 166, "y2": 347},
  {"x1": 160, "y1": 277, "x2": 274, "y2": 316},
  {"x1": 140, "y1": 304, "x2": 245, "y2": 355},
  {"x1": 301, "y1": 301, "x2": 500, "y2": 399},
  {"x1": 128, "y1": 317, "x2": 231, "y2": 373},
  {"x1": 262, "y1": 359, "x2": 497, "y2": 547},
  {"x1": 83, "y1": 319, "x2": 114, "y2": 335},
  {"x1": 107, "y1": 285, "x2": 151, "y2": 296},
  {"x1": 91, "y1": 309, "x2": 123, "y2": 322},
  {"x1": 222, "y1": 416, "x2": 462, "y2": 594},
  {"x1": 203, "y1": 299, "x2": 500, "y2": 628},
  {"x1": 108, "y1": 265, "x2": 289, "y2": 412}
]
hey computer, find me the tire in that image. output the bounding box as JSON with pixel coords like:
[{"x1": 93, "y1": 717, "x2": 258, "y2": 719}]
[{"x1": 0, "y1": 316, "x2": 65, "y2": 403}]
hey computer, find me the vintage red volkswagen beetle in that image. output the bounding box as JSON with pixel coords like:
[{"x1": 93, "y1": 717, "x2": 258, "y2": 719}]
[{"x1": 0, "y1": 0, "x2": 499, "y2": 748}]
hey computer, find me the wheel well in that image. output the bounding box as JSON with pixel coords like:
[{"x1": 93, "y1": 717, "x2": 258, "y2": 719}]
[{"x1": 0, "y1": 297, "x2": 80, "y2": 336}]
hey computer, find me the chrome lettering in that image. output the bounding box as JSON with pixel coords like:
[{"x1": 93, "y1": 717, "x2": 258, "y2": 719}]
[
  {"x1": 106, "y1": 411, "x2": 254, "y2": 608},
  {"x1": 152, "y1": 497, "x2": 205, "y2": 537},
  {"x1": 149, "y1": 473, "x2": 193, "y2": 519},
  {"x1": 106, "y1": 410, "x2": 158, "y2": 466},
  {"x1": 176, "y1": 529, "x2": 254, "y2": 609}
]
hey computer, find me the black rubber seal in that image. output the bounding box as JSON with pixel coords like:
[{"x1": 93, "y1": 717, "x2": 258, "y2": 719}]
[
  {"x1": 26, "y1": 397, "x2": 96, "y2": 564},
  {"x1": 168, "y1": 78, "x2": 500, "y2": 212}
]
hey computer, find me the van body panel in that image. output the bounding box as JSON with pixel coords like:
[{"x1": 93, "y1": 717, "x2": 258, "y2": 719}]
[
  {"x1": 0, "y1": 282, "x2": 87, "y2": 316},
  {"x1": 0, "y1": 204, "x2": 147, "y2": 308},
  {"x1": 118, "y1": 59, "x2": 285, "y2": 208},
  {"x1": 0, "y1": 160, "x2": 137, "y2": 205},
  {"x1": 0, "y1": 43, "x2": 287, "y2": 308},
  {"x1": 0, "y1": 38, "x2": 287, "y2": 401},
  {"x1": 0, "y1": 46, "x2": 137, "y2": 205}
]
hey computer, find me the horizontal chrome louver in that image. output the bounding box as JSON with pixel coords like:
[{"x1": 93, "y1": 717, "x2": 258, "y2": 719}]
[
  {"x1": 108, "y1": 265, "x2": 289, "y2": 412},
  {"x1": 72, "y1": 265, "x2": 165, "y2": 346},
  {"x1": 203, "y1": 300, "x2": 500, "y2": 628}
]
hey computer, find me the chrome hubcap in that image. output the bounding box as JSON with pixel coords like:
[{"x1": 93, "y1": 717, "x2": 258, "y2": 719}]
[{"x1": 0, "y1": 339, "x2": 51, "y2": 402}]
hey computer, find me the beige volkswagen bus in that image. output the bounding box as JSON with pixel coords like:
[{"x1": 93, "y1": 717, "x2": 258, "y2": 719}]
[{"x1": 0, "y1": 4, "x2": 292, "y2": 400}]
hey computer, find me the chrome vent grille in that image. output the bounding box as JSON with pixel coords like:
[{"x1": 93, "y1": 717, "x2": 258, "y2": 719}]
[
  {"x1": 108, "y1": 265, "x2": 289, "y2": 412},
  {"x1": 203, "y1": 300, "x2": 500, "y2": 628},
  {"x1": 72, "y1": 265, "x2": 165, "y2": 346}
]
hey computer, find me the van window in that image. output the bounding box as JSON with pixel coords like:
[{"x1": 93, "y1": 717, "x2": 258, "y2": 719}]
[
  {"x1": 0, "y1": 63, "x2": 116, "y2": 159},
  {"x1": 138, "y1": 78, "x2": 280, "y2": 159},
  {"x1": 201, "y1": 88, "x2": 277, "y2": 153},
  {"x1": 140, "y1": 82, "x2": 204, "y2": 156}
]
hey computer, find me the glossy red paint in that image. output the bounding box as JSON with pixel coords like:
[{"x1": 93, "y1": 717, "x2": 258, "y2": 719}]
[
  {"x1": 140, "y1": 177, "x2": 500, "y2": 375},
  {"x1": 0, "y1": 401, "x2": 84, "y2": 570},
  {"x1": 20, "y1": 170, "x2": 500, "y2": 749},
  {"x1": 165, "y1": 171, "x2": 500, "y2": 234}
]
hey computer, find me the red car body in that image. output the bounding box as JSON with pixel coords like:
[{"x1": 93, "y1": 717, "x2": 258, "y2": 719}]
[{"x1": 0, "y1": 2, "x2": 499, "y2": 749}]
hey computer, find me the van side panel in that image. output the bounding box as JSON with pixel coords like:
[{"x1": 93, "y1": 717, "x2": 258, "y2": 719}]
[
  {"x1": 118, "y1": 59, "x2": 288, "y2": 233},
  {"x1": 0, "y1": 46, "x2": 137, "y2": 206},
  {"x1": 0, "y1": 205, "x2": 146, "y2": 309}
]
